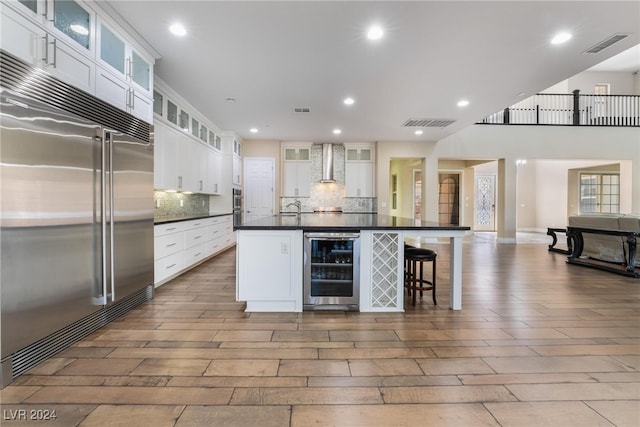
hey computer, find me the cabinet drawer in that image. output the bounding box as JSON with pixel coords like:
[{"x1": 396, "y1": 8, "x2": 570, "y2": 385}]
[
  {"x1": 207, "y1": 222, "x2": 225, "y2": 241},
  {"x1": 154, "y1": 232, "x2": 184, "y2": 259},
  {"x1": 185, "y1": 228, "x2": 207, "y2": 248},
  {"x1": 209, "y1": 232, "x2": 236, "y2": 255},
  {"x1": 185, "y1": 243, "x2": 207, "y2": 265},
  {"x1": 154, "y1": 252, "x2": 184, "y2": 285},
  {"x1": 155, "y1": 222, "x2": 186, "y2": 237},
  {"x1": 185, "y1": 218, "x2": 212, "y2": 229}
]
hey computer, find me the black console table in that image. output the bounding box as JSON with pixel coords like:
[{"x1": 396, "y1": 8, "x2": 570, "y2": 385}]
[
  {"x1": 547, "y1": 228, "x2": 572, "y2": 254},
  {"x1": 565, "y1": 226, "x2": 639, "y2": 278}
]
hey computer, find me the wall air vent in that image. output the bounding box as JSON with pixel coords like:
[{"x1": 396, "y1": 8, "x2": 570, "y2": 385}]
[
  {"x1": 402, "y1": 118, "x2": 456, "y2": 128},
  {"x1": 294, "y1": 108, "x2": 311, "y2": 113},
  {"x1": 584, "y1": 34, "x2": 628, "y2": 54}
]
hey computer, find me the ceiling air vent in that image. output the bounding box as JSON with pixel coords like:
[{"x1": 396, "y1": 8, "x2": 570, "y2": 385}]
[
  {"x1": 584, "y1": 34, "x2": 628, "y2": 54},
  {"x1": 293, "y1": 107, "x2": 310, "y2": 113},
  {"x1": 402, "y1": 118, "x2": 456, "y2": 128}
]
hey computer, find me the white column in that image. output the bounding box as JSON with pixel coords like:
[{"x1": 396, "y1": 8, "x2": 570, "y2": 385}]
[
  {"x1": 449, "y1": 235, "x2": 463, "y2": 310},
  {"x1": 497, "y1": 158, "x2": 517, "y2": 243}
]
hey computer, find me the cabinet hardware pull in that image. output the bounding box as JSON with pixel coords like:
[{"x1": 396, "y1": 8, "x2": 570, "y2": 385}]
[
  {"x1": 194, "y1": 235, "x2": 202, "y2": 239},
  {"x1": 51, "y1": 38, "x2": 57, "y2": 68},
  {"x1": 166, "y1": 264, "x2": 176, "y2": 269},
  {"x1": 42, "y1": 34, "x2": 49, "y2": 63},
  {"x1": 166, "y1": 243, "x2": 176, "y2": 247},
  {"x1": 166, "y1": 227, "x2": 176, "y2": 231}
]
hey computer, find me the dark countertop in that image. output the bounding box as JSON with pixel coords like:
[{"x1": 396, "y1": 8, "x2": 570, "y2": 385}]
[
  {"x1": 235, "y1": 213, "x2": 471, "y2": 232},
  {"x1": 154, "y1": 212, "x2": 232, "y2": 225}
]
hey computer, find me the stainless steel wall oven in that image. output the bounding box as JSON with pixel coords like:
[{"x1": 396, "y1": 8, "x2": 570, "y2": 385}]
[{"x1": 303, "y1": 232, "x2": 360, "y2": 311}]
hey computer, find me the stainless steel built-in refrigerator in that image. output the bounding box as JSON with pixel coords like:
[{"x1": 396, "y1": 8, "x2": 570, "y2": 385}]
[{"x1": 0, "y1": 51, "x2": 154, "y2": 386}]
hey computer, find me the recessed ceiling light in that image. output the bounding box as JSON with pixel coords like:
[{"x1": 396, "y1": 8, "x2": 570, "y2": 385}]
[
  {"x1": 169, "y1": 23, "x2": 187, "y2": 37},
  {"x1": 457, "y1": 99, "x2": 470, "y2": 107},
  {"x1": 367, "y1": 25, "x2": 384, "y2": 41},
  {"x1": 414, "y1": 130, "x2": 424, "y2": 135},
  {"x1": 333, "y1": 129, "x2": 342, "y2": 135},
  {"x1": 343, "y1": 97, "x2": 355, "y2": 106},
  {"x1": 551, "y1": 32, "x2": 572, "y2": 45},
  {"x1": 249, "y1": 128, "x2": 258, "y2": 133}
]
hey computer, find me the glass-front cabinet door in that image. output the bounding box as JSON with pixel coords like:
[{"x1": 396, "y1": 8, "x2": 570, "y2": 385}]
[
  {"x1": 98, "y1": 19, "x2": 152, "y2": 95},
  {"x1": 131, "y1": 50, "x2": 150, "y2": 91},
  {"x1": 100, "y1": 23, "x2": 125, "y2": 73},
  {"x1": 153, "y1": 90, "x2": 163, "y2": 116},
  {"x1": 53, "y1": 0, "x2": 91, "y2": 50},
  {"x1": 11, "y1": 0, "x2": 93, "y2": 52},
  {"x1": 18, "y1": 0, "x2": 37, "y2": 13}
]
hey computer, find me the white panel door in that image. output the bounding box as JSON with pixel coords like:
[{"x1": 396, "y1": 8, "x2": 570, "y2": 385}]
[{"x1": 245, "y1": 158, "x2": 275, "y2": 222}]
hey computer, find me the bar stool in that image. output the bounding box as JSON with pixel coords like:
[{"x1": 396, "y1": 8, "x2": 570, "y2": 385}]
[{"x1": 404, "y1": 247, "x2": 437, "y2": 306}]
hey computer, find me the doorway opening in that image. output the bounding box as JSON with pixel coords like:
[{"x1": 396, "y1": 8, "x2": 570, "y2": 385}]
[
  {"x1": 413, "y1": 169, "x2": 422, "y2": 221},
  {"x1": 438, "y1": 173, "x2": 460, "y2": 226}
]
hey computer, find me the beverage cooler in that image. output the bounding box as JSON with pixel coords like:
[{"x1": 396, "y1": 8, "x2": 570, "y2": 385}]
[{"x1": 303, "y1": 232, "x2": 360, "y2": 311}]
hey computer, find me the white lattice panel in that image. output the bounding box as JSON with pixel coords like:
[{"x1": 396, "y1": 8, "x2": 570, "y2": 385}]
[{"x1": 370, "y1": 232, "x2": 400, "y2": 308}]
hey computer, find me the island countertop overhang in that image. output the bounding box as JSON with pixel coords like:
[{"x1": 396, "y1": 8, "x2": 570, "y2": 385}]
[{"x1": 235, "y1": 213, "x2": 471, "y2": 232}]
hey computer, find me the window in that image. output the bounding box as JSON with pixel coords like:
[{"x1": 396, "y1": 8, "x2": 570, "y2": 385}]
[{"x1": 580, "y1": 173, "x2": 619, "y2": 213}]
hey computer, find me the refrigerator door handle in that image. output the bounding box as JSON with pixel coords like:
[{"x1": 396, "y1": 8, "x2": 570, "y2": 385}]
[
  {"x1": 100, "y1": 129, "x2": 108, "y2": 305},
  {"x1": 107, "y1": 131, "x2": 116, "y2": 303}
]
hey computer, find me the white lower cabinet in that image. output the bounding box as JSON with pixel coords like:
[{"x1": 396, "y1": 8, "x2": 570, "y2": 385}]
[
  {"x1": 236, "y1": 229, "x2": 303, "y2": 312},
  {"x1": 154, "y1": 215, "x2": 235, "y2": 287},
  {"x1": 154, "y1": 252, "x2": 184, "y2": 284}
]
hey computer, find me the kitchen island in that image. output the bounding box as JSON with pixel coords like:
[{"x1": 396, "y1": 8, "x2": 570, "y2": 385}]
[{"x1": 235, "y1": 214, "x2": 470, "y2": 312}]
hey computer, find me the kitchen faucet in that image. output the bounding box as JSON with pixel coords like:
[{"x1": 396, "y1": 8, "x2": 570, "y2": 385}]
[{"x1": 286, "y1": 200, "x2": 301, "y2": 215}]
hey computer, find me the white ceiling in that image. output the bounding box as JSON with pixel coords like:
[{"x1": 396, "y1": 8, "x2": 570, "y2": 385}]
[{"x1": 108, "y1": 1, "x2": 640, "y2": 142}]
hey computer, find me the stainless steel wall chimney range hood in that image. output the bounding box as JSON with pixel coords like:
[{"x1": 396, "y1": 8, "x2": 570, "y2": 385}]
[{"x1": 320, "y1": 143, "x2": 335, "y2": 183}]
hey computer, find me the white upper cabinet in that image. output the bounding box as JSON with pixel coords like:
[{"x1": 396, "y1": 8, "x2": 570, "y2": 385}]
[
  {"x1": 282, "y1": 144, "x2": 311, "y2": 197},
  {"x1": 232, "y1": 139, "x2": 242, "y2": 186},
  {"x1": 1, "y1": 0, "x2": 155, "y2": 122},
  {"x1": 153, "y1": 84, "x2": 226, "y2": 195},
  {"x1": 96, "y1": 19, "x2": 153, "y2": 122},
  {"x1": 153, "y1": 121, "x2": 179, "y2": 190},
  {"x1": 1, "y1": 0, "x2": 95, "y2": 93},
  {"x1": 345, "y1": 143, "x2": 375, "y2": 198}
]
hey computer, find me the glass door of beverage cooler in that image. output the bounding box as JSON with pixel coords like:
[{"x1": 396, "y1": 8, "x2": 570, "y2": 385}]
[{"x1": 303, "y1": 233, "x2": 360, "y2": 310}]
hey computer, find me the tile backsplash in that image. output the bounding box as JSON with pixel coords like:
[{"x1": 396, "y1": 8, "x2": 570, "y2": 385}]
[
  {"x1": 280, "y1": 144, "x2": 376, "y2": 213},
  {"x1": 154, "y1": 191, "x2": 210, "y2": 219}
]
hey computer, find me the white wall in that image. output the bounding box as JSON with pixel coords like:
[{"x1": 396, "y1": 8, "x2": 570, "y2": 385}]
[{"x1": 567, "y1": 71, "x2": 639, "y2": 94}]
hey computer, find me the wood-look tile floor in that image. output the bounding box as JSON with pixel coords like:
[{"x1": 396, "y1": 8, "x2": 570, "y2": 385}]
[{"x1": 2, "y1": 241, "x2": 639, "y2": 426}]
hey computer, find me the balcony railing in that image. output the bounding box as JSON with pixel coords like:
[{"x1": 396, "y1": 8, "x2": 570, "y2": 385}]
[{"x1": 479, "y1": 90, "x2": 640, "y2": 127}]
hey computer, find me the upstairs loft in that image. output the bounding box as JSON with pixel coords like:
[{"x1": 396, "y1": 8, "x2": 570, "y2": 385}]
[{"x1": 479, "y1": 91, "x2": 640, "y2": 127}]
